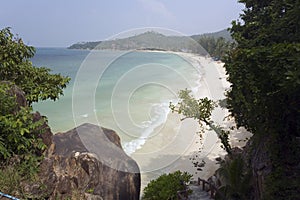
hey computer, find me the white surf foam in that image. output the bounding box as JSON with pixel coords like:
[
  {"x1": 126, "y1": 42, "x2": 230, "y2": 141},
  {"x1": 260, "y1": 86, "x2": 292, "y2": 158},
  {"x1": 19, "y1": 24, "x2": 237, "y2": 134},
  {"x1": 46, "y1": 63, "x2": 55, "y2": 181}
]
[{"x1": 123, "y1": 101, "x2": 171, "y2": 155}]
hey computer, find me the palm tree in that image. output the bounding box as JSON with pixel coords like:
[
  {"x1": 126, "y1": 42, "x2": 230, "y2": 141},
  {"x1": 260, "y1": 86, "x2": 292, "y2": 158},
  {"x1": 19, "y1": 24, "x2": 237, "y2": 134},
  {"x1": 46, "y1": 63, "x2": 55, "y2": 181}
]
[{"x1": 216, "y1": 155, "x2": 252, "y2": 199}]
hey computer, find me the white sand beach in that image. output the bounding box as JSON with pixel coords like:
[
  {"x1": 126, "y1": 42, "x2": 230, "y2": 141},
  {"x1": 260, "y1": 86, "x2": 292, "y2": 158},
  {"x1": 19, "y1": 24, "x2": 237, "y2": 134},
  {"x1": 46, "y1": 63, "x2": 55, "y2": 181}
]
[{"x1": 132, "y1": 51, "x2": 252, "y2": 191}]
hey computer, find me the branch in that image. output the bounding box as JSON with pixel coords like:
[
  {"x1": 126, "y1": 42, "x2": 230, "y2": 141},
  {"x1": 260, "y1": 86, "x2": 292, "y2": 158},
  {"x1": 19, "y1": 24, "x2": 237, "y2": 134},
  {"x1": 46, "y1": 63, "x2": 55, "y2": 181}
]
[{"x1": 203, "y1": 119, "x2": 232, "y2": 154}]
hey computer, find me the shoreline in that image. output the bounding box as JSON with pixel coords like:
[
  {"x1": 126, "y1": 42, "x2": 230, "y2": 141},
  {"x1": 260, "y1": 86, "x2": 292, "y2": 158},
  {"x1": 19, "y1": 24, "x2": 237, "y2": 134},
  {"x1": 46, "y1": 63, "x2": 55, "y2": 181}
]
[
  {"x1": 34, "y1": 48, "x2": 251, "y2": 192},
  {"x1": 132, "y1": 51, "x2": 252, "y2": 191}
]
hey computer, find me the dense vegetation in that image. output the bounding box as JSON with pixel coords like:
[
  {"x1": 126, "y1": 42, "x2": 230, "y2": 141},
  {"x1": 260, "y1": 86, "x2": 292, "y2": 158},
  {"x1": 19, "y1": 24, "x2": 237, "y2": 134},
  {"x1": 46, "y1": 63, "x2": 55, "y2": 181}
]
[
  {"x1": 143, "y1": 171, "x2": 192, "y2": 200},
  {"x1": 198, "y1": 36, "x2": 234, "y2": 61},
  {"x1": 191, "y1": 29, "x2": 233, "y2": 43},
  {"x1": 0, "y1": 83, "x2": 45, "y2": 160},
  {"x1": 225, "y1": 0, "x2": 300, "y2": 199},
  {"x1": 216, "y1": 155, "x2": 252, "y2": 199},
  {"x1": 0, "y1": 27, "x2": 69, "y2": 161},
  {"x1": 0, "y1": 28, "x2": 70, "y2": 198},
  {"x1": 68, "y1": 41, "x2": 102, "y2": 50}
]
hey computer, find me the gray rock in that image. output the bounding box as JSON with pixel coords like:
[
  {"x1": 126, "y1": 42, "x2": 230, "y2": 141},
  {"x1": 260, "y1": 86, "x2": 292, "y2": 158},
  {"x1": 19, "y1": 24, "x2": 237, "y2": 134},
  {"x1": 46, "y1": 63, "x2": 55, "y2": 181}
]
[{"x1": 38, "y1": 123, "x2": 141, "y2": 200}]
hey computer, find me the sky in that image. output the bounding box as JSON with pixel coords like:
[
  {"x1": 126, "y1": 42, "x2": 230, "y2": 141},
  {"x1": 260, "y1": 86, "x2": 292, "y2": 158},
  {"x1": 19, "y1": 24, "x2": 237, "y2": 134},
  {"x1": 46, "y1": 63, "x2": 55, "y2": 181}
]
[{"x1": 0, "y1": 0, "x2": 244, "y2": 47}]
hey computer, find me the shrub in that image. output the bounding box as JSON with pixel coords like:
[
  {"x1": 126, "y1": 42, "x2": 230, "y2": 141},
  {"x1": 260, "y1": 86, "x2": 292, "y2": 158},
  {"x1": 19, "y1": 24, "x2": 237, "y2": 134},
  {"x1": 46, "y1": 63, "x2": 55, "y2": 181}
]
[{"x1": 143, "y1": 170, "x2": 192, "y2": 200}]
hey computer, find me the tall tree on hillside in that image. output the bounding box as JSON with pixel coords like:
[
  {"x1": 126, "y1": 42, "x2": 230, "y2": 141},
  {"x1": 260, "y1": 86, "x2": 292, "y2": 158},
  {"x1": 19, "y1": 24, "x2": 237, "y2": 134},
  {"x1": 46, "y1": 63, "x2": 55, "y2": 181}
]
[{"x1": 225, "y1": 0, "x2": 300, "y2": 199}]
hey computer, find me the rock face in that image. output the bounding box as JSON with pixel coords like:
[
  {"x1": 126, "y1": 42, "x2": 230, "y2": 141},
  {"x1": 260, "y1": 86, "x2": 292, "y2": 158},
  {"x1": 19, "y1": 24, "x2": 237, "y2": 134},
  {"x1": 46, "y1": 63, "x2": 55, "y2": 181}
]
[
  {"x1": 33, "y1": 112, "x2": 53, "y2": 148},
  {"x1": 38, "y1": 123, "x2": 141, "y2": 200},
  {"x1": 242, "y1": 136, "x2": 272, "y2": 200},
  {"x1": 1, "y1": 81, "x2": 27, "y2": 112},
  {"x1": 0, "y1": 82, "x2": 140, "y2": 199}
]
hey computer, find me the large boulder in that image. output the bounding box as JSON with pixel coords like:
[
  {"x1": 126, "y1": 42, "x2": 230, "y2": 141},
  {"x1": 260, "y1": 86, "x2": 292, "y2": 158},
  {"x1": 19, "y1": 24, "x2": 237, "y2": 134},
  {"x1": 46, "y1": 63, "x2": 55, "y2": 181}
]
[
  {"x1": 36, "y1": 123, "x2": 141, "y2": 200},
  {"x1": 0, "y1": 81, "x2": 141, "y2": 199}
]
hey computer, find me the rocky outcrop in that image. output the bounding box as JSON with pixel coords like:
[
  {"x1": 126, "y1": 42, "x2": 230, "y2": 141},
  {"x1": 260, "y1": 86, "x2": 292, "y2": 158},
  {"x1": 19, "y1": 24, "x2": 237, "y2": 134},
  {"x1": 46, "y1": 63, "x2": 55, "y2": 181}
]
[
  {"x1": 1, "y1": 82, "x2": 141, "y2": 199},
  {"x1": 0, "y1": 81, "x2": 27, "y2": 112},
  {"x1": 22, "y1": 123, "x2": 140, "y2": 200},
  {"x1": 32, "y1": 112, "x2": 53, "y2": 148},
  {"x1": 241, "y1": 134, "x2": 300, "y2": 199},
  {"x1": 242, "y1": 136, "x2": 272, "y2": 200},
  {"x1": 35, "y1": 123, "x2": 141, "y2": 200}
]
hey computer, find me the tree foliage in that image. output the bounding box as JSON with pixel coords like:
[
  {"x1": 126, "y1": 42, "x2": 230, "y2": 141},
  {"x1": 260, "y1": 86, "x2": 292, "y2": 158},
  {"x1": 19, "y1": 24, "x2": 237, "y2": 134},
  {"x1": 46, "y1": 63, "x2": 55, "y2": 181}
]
[
  {"x1": 198, "y1": 36, "x2": 234, "y2": 61},
  {"x1": 216, "y1": 155, "x2": 252, "y2": 200},
  {"x1": 170, "y1": 89, "x2": 231, "y2": 154},
  {"x1": 143, "y1": 171, "x2": 192, "y2": 200},
  {"x1": 0, "y1": 28, "x2": 70, "y2": 105},
  {"x1": 225, "y1": 1, "x2": 300, "y2": 136},
  {"x1": 0, "y1": 28, "x2": 70, "y2": 162},
  {"x1": 0, "y1": 83, "x2": 46, "y2": 160},
  {"x1": 225, "y1": 0, "x2": 300, "y2": 198}
]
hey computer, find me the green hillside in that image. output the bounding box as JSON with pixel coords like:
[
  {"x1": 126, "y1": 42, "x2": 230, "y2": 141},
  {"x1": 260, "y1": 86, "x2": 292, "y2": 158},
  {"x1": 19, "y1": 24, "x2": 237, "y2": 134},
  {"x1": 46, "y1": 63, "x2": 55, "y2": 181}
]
[
  {"x1": 191, "y1": 29, "x2": 232, "y2": 42},
  {"x1": 68, "y1": 29, "x2": 232, "y2": 53}
]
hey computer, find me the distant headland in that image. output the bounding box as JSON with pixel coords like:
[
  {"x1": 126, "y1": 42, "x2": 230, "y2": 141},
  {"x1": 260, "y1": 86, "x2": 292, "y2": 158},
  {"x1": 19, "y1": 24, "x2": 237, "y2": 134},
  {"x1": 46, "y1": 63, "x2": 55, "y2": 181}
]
[{"x1": 68, "y1": 29, "x2": 232, "y2": 52}]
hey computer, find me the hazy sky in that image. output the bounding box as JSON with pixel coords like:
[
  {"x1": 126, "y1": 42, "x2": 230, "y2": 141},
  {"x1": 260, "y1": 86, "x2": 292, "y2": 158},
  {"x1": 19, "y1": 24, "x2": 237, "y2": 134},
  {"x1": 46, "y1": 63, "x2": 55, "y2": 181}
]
[{"x1": 0, "y1": 0, "x2": 244, "y2": 47}]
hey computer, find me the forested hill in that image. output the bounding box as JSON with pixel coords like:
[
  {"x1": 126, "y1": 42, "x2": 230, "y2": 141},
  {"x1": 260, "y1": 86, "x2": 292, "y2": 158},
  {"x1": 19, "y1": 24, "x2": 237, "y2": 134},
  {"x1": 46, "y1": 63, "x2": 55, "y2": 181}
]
[
  {"x1": 68, "y1": 29, "x2": 232, "y2": 51},
  {"x1": 190, "y1": 29, "x2": 233, "y2": 42}
]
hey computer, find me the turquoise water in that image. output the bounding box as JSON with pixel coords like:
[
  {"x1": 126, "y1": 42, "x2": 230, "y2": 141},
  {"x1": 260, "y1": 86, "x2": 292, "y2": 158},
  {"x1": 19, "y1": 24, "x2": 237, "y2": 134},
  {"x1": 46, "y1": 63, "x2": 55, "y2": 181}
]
[{"x1": 32, "y1": 48, "x2": 201, "y2": 154}]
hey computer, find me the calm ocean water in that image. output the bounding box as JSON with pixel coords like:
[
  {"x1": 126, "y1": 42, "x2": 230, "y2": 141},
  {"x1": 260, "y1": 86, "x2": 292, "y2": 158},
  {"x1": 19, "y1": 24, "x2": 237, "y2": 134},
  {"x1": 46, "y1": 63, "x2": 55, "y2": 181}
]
[{"x1": 32, "y1": 48, "x2": 201, "y2": 154}]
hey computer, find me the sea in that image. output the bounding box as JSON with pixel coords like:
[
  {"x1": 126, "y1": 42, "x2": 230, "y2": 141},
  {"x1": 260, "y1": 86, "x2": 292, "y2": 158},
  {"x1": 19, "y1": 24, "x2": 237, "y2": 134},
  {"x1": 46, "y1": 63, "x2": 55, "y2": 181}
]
[{"x1": 31, "y1": 48, "x2": 202, "y2": 155}]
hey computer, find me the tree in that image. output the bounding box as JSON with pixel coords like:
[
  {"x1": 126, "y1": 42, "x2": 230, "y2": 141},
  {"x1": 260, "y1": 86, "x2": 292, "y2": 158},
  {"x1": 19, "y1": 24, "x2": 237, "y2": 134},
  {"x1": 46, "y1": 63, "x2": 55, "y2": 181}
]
[
  {"x1": 0, "y1": 82, "x2": 45, "y2": 160},
  {"x1": 0, "y1": 28, "x2": 70, "y2": 105},
  {"x1": 225, "y1": 0, "x2": 300, "y2": 198},
  {"x1": 170, "y1": 89, "x2": 231, "y2": 154},
  {"x1": 143, "y1": 171, "x2": 192, "y2": 200},
  {"x1": 226, "y1": 0, "x2": 300, "y2": 135},
  {"x1": 216, "y1": 155, "x2": 252, "y2": 200},
  {"x1": 0, "y1": 28, "x2": 70, "y2": 162},
  {"x1": 198, "y1": 36, "x2": 233, "y2": 61}
]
